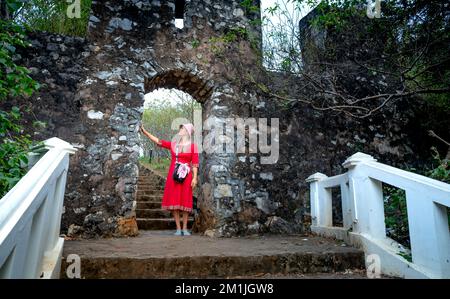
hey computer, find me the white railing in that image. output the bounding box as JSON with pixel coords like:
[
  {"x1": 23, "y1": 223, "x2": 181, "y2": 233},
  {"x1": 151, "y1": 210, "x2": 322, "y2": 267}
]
[
  {"x1": 0, "y1": 137, "x2": 76, "y2": 278},
  {"x1": 306, "y1": 152, "x2": 450, "y2": 279}
]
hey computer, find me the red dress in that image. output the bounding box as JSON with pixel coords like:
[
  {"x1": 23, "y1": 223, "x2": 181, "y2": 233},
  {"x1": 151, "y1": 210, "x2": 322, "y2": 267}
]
[{"x1": 157, "y1": 139, "x2": 199, "y2": 213}]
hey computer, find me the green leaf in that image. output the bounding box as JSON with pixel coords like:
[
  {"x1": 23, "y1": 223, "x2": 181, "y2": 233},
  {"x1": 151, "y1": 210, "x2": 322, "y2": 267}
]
[
  {"x1": 19, "y1": 155, "x2": 28, "y2": 164},
  {"x1": 10, "y1": 106, "x2": 20, "y2": 119}
]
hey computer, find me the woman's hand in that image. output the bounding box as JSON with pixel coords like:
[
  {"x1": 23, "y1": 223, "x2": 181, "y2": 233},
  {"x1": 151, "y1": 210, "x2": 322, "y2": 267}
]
[
  {"x1": 191, "y1": 177, "x2": 198, "y2": 189},
  {"x1": 140, "y1": 126, "x2": 161, "y2": 145}
]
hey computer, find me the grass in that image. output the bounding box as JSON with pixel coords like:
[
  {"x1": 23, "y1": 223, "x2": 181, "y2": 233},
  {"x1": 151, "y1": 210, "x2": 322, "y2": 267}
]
[{"x1": 139, "y1": 156, "x2": 171, "y2": 177}]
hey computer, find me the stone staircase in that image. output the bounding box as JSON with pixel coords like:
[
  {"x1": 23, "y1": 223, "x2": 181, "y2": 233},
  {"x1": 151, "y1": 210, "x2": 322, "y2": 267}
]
[{"x1": 136, "y1": 165, "x2": 194, "y2": 230}]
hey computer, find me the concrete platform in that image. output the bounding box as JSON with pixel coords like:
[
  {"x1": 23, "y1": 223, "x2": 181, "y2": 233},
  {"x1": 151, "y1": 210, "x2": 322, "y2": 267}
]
[{"x1": 61, "y1": 231, "x2": 365, "y2": 279}]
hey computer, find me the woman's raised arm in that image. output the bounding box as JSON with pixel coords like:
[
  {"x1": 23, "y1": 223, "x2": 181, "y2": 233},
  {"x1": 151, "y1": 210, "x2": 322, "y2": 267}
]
[
  {"x1": 140, "y1": 124, "x2": 161, "y2": 145},
  {"x1": 140, "y1": 124, "x2": 172, "y2": 149}
]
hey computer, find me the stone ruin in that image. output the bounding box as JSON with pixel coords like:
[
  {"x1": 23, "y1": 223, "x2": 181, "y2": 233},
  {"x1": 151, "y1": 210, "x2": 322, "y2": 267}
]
[{"x1": 7, "y1": 0, "x2": 441, "y2": 238}]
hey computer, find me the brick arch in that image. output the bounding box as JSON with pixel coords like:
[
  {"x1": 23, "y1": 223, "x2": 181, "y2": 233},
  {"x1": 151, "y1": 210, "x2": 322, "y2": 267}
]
[{"x1": 144, "y1": 69, "x2": 214, "y2": 103}]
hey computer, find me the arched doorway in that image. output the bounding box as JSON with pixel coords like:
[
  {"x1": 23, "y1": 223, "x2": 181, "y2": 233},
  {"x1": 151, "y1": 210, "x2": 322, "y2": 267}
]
[
  {"x1": 137, "y1": 86, "x2": 201, "y2": 232},
  {"x1": 137, "y1": 69, "x2": 216, "y2": 234}
]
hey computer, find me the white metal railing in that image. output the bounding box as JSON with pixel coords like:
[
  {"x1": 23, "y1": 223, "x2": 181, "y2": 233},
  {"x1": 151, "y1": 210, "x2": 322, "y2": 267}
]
[
  {"x1": 0, "y1": 137, "x2": 76, "y2": 278},
  {"x1": 306, "y1": 152, "x2": 450, "y2": 279}
]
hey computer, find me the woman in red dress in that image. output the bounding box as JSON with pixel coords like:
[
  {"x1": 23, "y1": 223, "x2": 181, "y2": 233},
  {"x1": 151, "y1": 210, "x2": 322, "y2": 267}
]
[{"x1": 140, "y1": 123, "x2": 199, "y2": 236}]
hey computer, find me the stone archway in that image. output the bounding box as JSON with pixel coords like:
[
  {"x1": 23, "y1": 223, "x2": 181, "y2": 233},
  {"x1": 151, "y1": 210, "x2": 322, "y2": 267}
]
[{"x1": 139, "y1": 68, "x2": 238, "y2": 235}]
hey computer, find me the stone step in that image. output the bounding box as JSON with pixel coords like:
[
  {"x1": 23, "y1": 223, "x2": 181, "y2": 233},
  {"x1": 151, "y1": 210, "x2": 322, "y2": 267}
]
[
  {"x1": 137, "y1": 182, "x2": 164, "y2": 187},
  {"x1": 138, "y1": 178, "x2": 163, "y2": 181},
  {"x1": 138, "y1": 176, "x2": 165, "y2": 181},
  {"x1": 61, "y1": 231, "x2": 366, "y2": 279},
  {"x1": 136, "y1": 201, "x2": 161, "y2": 209},
  {"x1": 136, "y1": 189, "x2": 164, "y2": 195},
  {"x1": 138, "y1": 179, "x2": 164, "y2": 183},
  {"x1": 136, "y1": 208, "x2": 171, "y2": 218},
  {"x1": 137, "y1": 184, "x2": 164, "y2": 189},
  {"x1": 138, "y1": 174, "x2": 163, "y2": 178},
  {"x1": 138, "y1": 176, "x2": 164, "y2": 180},
  {"x1": 138, "y1": 180, "x2": 163, "y2": 183},
  {"x1": 137, "y1": 184, "x2": 164, "y2": 188},
  {"x1": 136, "y1": 194, "x2": 163, "y2": 202},
  {"x1": 137, "y1": 218, "x2": 194, "y2": 230}
]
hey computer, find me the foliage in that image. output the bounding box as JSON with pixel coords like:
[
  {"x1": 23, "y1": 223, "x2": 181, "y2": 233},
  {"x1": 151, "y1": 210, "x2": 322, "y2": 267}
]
[
  {"x1": 0, "y1": 106, "x2": 33, "y2": 197},
  {"x1": 139, "y1": 157, "x2": 171, "y2": 176},
  {"x1": 427, "y1": 147, "x2": 450, "y2": 184},
  {"x1": 306, "y1": 0, "x2": 367, "y2": 31},
  {"x1": 254, "y1": 0, "x2": 450, "y2": 117},
  {"x1": 384, "y1": 148, "x2": 450, "y2": 251},
  {"x1": 191, "y1": 39, "x2": 200, "y2": 49},
  {"x1": 240, "y1": 0, "x2": 260, "y2": 14},
  {"x1": 0, "y1": 15, "x2": 42, "y2": 198},
  {"x1": 0, "y1": 20, "x2": 40, "y2": 99},
  {"x1": 427, "y1": 147, "x2": 450, "y2": 228},
  {"x1": 9, "y1": 0, "x2": 93, "y2": 37},
  {"x1": 208, "y1": 26, "x2": 250, "y2": 56},
  {"x1": 141, "y1": 89, "x2": 201, "y2": 160},
  {"x1": 398, "y1": 251, "x2": 412, "y2": 263},
  {"x1": 383, "y1": 185, "x2": 410, "y2": 248},
  {"x1": 0, "y1": 0, "x2": 93, "y2": 197}
]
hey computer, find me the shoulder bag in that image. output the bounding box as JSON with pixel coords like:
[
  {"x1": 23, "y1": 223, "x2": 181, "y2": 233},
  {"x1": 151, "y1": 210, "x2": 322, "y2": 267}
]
[{"x1": 172, "y1": 142, "x2": 192, "y2": 183}]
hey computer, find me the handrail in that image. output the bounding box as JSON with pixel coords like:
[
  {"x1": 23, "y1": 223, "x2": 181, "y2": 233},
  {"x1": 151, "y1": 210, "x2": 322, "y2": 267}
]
[
  {"x1": 0, "y1": 137, "x2": 76, "y2": 279},
  {"x1": 306, "y1": 152, "x2": 450, "y2": 278}
]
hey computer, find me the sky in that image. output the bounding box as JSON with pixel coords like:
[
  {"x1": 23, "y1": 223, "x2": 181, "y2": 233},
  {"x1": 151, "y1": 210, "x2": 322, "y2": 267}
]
[
  {"x1": 261, "y1": 0, "x2": 315, "y2": 21},
  {"x1": 144, "y1": 88, "x2": 193, "y2": 109}
]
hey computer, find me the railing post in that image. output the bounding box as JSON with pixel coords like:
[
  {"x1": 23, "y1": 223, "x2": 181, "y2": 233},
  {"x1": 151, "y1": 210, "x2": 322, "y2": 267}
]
[
  {"x1": 43, "y1": 137, "x2": 77, "y2": 155},
  {"x1": 343, "y1": 153, "x2": 386, "y2": 239},
  {"x1": 405, "y1": 191, "x2": 450, "y2": 278},
  {"x1": 340, "y1": 179, "x2": 352, "y2": 229},
  {"x1": 306, "y1": 173, "x2": 331, "y2": 227}
]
